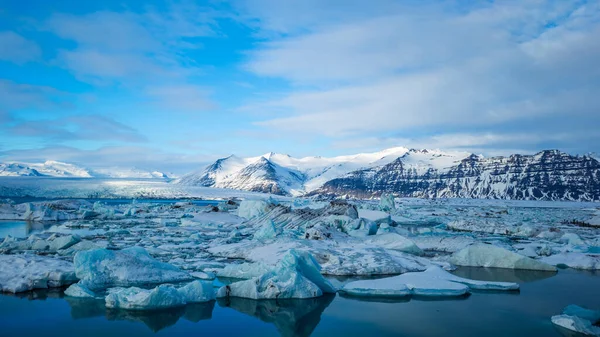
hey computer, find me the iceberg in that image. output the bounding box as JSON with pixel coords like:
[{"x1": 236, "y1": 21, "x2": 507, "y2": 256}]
[
  {"x1": 0, "y1": 254, "x2": 77, "y2": 293},
  {"x1": 540, "y1": 252, "x2": 600, "y2": 270},
  {"x1": 450, "y1": 244, "x2": 557, "y2": 271},
  {"x1": 253, "y1": 220, "x2": 278, "y2": 240},
  {"x1": 551, "y1": 305, "x2": 600, "y2": 336},
  {"x1": 237, "y1": 199, "x2": 270, "y2": 220},
  {"x1": 64, "y1": 283, "x2": 97, "y2": 298},
  {"x1": 73, "y1": 247, "x2": 193, "y2": 290},
  {"x1": 106, "y1": 285, "x2": 187, "y2": 310},
  {"x1": 379, "y1": 194, "x2": 396, "y2": 212},
  {"x1": 216, "y1": 250, "x2": 335, "y2": 299},
  {"x1": 341, "y1": 266, "x2": 518, "y2": 298}
]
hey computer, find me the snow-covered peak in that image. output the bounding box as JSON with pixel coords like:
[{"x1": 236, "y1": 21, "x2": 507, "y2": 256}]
[
  {"x1": 30, "y1": 161, "x2": 93, "y2": 178},
  {"x1": 0, "y1": 160, "x2": 171, "y2": 179},
  {"x1": 175, "y1": 146, "x2": 462, "y2": 195}
]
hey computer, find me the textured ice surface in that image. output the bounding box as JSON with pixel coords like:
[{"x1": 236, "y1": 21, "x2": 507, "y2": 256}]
[
  {"x1": 541, "y1": 252, "x2": 600, "y2": 270},
  {"x1": 106, "y1": 285, "x2": 187, "y2": 310},
  {"x1": 237, "y1": 199, "x2": 271, "y2": 220},
  {"x1": 74, "y1": 247, "x2": 193, "y2": 290},
  {"x1": 551, "y1": 305, "x2": 600, "y2": 336},
  {"x1": 364, "y1": 233, "x2": 423, "y2": 255},
  {"x1": 341, "y1": 266, "x2": 518, "y2": 298},
  {"x1": 218, "y1": 262, "x2": 273, "y2": 279},
  {"x1": 217, "y1": 250, "x2": 335, "y2": 299},
  {"x1": 0, "y1": 254, "x2": 77, "y2": 293},
  {"x1": 450, "y1": 244, "x2": 557, "y2": 271}
]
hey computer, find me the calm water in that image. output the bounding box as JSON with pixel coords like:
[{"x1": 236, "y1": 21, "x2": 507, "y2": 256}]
[
  {"x1": 0, "y1": 221, "x2": 53, "y2": 239},
  {"x1": 0, "y1": 268, "x2": 598, "y2": 337}
]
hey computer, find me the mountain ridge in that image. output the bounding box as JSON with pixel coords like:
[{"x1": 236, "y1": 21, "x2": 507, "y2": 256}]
[{"x1": 175, "y1": 148, "x2": 600, "y2": 201}]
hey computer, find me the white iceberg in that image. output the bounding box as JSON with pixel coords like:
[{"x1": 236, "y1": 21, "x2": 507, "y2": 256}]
[
  {"x1": 379, "y1": 194, "x2": 396, "y2": 212},
  {"x1": 237, "y1": 200, "x2": 270, "y2": 220},
  {"x1": 551, "y1": 305, "x2": 600, "y2": 336},
  {"x1": 64, "y1": 283, "x2": 97, "y2": 298},
  {"x1": 341, "y1": 266, "x2": 518, "y2": 298},
  {"x1": 216, "y1": 249, "x2": 335, "y2": 299},
  {"x1": 177, "y1": 280, "x2": 216, "y2": 303},
  {"x1": 106, "y1": 285, "x2": 187, "y2": 310},
  {"x1": 540, "y1": 252, "x2": 600, "y2": 270},
  {"x1": 74, "y1": 247, "x2": 193, "y2": 290},
  {"x1": 0, "y1": 254, "x2": 77, "y2": 293},
  {"x1": 450, "y1": 244, "x2": 557, "y2": 271}
]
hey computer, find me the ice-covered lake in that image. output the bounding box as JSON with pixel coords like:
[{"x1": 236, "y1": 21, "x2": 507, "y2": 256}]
[{"x1": 0, "y1": 267, "x2": 597, "y2": 336}]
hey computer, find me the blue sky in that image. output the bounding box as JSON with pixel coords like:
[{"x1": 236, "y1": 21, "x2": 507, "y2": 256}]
[{"x1": 1, "y1": 0, "x2": 599, "y2": 173}]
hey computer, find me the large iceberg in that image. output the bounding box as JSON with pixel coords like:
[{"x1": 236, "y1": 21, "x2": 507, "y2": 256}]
[
  {"x1": 73, "y1": 247, "x2": 194, "y2": 290},
  {"x1": 0, "y1": 254, "x2": 78, "y2": 293},
  {"x1": 450, "y1": 244, "x2": 557, "y2": 271},
  {"x1": 341, "y1": 266, "x2": 518, "y2": 298},
  {"x1": 218, "y1": 262, "x2": 273, "y2": 279},
  {"x1": 551, "y1": 305, "x2": 600, "y2": 336},
  {"x1": 217, "y1": 250, "x2": 336, "y2": 299}
]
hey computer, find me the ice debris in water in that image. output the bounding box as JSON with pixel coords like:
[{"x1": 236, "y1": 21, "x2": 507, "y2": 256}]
[
  {"x1": 73, "y1": 247, "x2": 194, "y2": 290},
  {"x1": 540, "y1": 252, "x2": 600, "y2": 270},
  {"x1": 217, "y1": 249, "x2": 336, "y2": 299},
  {"x1": 364, "y1": 233, "x2": 423, "y2": 255},
  {"x1": 551, "y1": 305, "x2": 600, "y2": 336},
  {"x1": 449, "y1": 244, "x2": 557, "y2": 271},
  {"x1": 253, "y1": 220, "x2": 278, "y2": 240},
  {"x1": 341, "y1": 266, "x2": 518, "y2": 298},
  {"x1": 0, "y1": 254, "x2": 78, "y2": 293}
]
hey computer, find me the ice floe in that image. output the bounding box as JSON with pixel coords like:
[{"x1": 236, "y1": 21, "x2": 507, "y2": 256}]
[
  {"x1": 450, "y1": 244, "x2": 557, "y2": 271},
  {"x1": 0, "y1": 254, "x2": 77, "y2": 293},
  {"x1": 341, "y1": 266, "x2": 518, "y2": 298},
  {"x1": 552, "y1": 305, "x2": 600, "y2": 336}
]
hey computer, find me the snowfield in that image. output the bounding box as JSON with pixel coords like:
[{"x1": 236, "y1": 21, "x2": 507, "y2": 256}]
[{"x1": 0, "y1": 191, "x2": 598, "y2": 316}]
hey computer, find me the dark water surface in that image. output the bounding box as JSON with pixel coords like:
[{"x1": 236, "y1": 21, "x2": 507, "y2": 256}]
[{"x1": 0, "y1": 268, "x2": 598, "y2": 337}]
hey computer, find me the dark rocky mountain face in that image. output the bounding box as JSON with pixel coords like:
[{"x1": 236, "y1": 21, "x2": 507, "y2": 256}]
[{"x1": 313, "y1": 150, "x2": 600, "y2": 201}]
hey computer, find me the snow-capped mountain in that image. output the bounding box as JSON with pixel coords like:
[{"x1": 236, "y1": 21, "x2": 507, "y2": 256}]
[
  {"x1": 315, "y1": 150, "x2": 600, "y2": 201},
  {"x1": 0, "y1": 161, "x2": 171, "y2": 179},
  {"x1": 177, "y1": 148, "x2": 600, "y2": 201},
  {"x1": 174, "y1": 147, "x2": 470, "y2": 196}
]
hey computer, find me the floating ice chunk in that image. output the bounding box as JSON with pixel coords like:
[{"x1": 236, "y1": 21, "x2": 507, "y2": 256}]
[
  {"x1": 218, "y1": 262, "x2": 273, "y2": 279},
  {"x1": 106, "y1": 285, "x2": 187, "y2": 310},
  {"x1": 0, "y1": 254, "x2": 77, "y2": 293},
  {"x1": 540, "y1": 252, "x2": 600, "y2": 270},
  {"x1": 341, "y1": 266, "x2": 518, "y2": 298},
  {"x1": 64, "y1": 283, "x2": 97, "y2": 298},
  {"x1": 551, "y1": 315, "x2": 600, "y2": 336},
  {"x1": 74, "y1": 247, "x2": 193, "y2": 290},
  {"x1": 48, "y1": 234, "x2": 81, "y2": 251},
  {"x1": 365, "y1": 233, "x2": 423, "y2": 255},
  {"x1": 178, "y1": 280, "x2": 216, "y2": 303},
  {"x1": 190, "y1": 271, "x2": 215, "y2": 280},
  {"x1": 58, "y1": 240, "x2": 102, "y2": 256},
  {"x1": 379, "y1": 194, "x2": 396, "y2": 212},
  {"x1": 551, "y1": 305, "x2": 600, "y2": 336},
  {"x1": 253, "y1": 220, "x2": 278, "y2": 240},
  {"x1": 216, "y1": 250, "x2": 335, "y2": 299},
  {"x1": 450, "y1": 244, "x2": 557, "y2": 271},
  {"x1": 560, "y1": 233, "x2": 586, "y2": 246},
  {"x1": 237, "y1": 200, "x2": 270, "y2": 220}
]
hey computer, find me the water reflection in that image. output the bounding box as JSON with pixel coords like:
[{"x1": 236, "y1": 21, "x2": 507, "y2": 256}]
[
  {"x1": 0, "y1": 220, "x2": 53, "y2": 239},
  {"x1": 64, "y1": 296, "x2": 216, "y2": 332},
  {"x1": 217, "y1": 295, "x2": 335, "y2": 337},
  {"x1": 451, "y1": 266, "x2": 558, "y2": 283}
]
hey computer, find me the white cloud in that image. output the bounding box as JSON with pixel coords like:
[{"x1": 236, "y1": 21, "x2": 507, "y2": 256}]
[
  {"x1": 239, "y1": 0, "x2": 600, "y2": 154},
  {"x1": 0, "y1": 31, "x2": 41, "y2": 64}
]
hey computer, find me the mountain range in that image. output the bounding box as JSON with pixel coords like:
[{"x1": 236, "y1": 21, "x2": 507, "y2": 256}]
[
  {"x1": 174, "y1": 147, "x2": 600, "y2": 201},
  {"x1": 0, "y1": 161, "x2": 171, "y2": 179}
]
